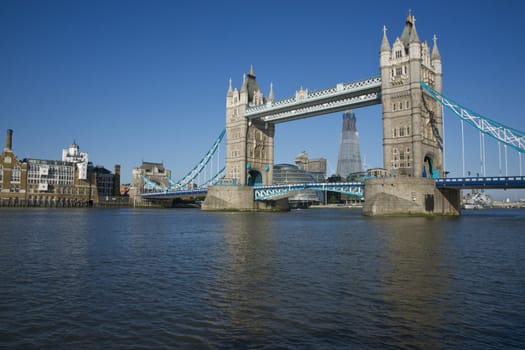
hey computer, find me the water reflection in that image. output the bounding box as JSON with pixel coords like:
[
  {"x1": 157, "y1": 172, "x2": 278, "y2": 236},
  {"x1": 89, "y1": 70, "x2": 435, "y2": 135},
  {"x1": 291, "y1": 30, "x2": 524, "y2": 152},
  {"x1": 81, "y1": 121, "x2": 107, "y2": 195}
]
[
  {"x1": 209, "y1": 212, "x2": 279, "y2": 342},
  {"x1": 2, "y1": 208, "x2": 523, "y2": 348},
  {"x1": 372, "y1": 216, "x2": 453, "y2": 347}
]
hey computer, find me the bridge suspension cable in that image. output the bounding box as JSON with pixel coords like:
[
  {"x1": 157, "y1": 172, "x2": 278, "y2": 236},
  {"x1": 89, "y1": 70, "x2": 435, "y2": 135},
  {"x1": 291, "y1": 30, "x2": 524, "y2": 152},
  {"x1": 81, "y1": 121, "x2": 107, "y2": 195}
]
[
  {"x1": 169, "y1": 128, "x2": 226, "y2": 190},
  {"x1": 421, "y1": 82, "x2": 525, "y2": 155},
  {"x1": 141, "y1": 175, "x2": 165, "y2": 191}
]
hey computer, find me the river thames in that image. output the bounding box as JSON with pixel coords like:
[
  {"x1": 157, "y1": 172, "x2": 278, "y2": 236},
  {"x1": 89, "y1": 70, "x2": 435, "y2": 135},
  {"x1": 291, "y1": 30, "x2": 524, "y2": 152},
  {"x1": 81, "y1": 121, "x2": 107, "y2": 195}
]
[{"x1": 1, "y1": 208, "x2": 524, "y2": 349}]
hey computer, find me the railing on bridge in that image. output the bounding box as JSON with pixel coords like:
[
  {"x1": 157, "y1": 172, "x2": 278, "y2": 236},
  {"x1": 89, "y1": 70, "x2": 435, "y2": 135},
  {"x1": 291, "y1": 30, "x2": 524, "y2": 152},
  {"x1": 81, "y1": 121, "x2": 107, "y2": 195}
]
[
  {"x1": 436, "y1": 176, "x2": 525, "y2": 189},
  {"x1": 141, "y1": 188, "x2": 208, "y2": 199},
  {"x1": 253, "y1": 182, "x2": 364, "y2": 200}
]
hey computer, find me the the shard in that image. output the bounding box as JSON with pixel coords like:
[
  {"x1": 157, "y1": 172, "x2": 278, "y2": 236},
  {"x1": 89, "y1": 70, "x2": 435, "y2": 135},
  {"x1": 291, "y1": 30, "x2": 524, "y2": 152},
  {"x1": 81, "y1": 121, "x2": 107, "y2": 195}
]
[{"x1": 336, "y1": 110, "x2": 363, "y2": 179}]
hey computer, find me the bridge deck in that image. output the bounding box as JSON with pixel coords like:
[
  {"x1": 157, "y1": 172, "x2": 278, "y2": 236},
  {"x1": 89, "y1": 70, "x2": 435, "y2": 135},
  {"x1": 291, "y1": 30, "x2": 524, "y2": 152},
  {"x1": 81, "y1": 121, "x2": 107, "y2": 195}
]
[
  {"x1": 435, "y1": 176, "x2": 525, "y2": 189},
  {"x1": 140, "y1": 176, "x2": 525, "y2": 200}
]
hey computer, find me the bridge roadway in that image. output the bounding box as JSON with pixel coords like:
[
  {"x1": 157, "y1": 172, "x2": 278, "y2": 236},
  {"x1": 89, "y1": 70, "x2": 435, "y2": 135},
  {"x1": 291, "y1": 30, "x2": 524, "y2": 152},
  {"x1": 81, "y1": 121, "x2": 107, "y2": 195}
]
[{"x1": 141, "y1": 176, "x2": 525, "y2": 201}]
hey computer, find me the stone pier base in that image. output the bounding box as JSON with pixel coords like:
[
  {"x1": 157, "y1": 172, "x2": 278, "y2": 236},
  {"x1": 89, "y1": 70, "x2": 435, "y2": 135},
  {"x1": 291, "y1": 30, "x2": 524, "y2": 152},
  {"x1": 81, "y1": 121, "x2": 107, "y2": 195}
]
[
  {"x1": 363, "y1": 177, "x2": 460, "y2": 216},
  {"x1": 202, "y1": 185, "x2": 289, "y2": 211}
]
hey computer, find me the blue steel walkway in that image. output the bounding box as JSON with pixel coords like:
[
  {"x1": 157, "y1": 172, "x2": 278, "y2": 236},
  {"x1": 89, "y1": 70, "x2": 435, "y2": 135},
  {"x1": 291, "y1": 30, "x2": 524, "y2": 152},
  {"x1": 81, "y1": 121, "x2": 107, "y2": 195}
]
[
  {"x1": 141, "y1": 176, "x2": 525, "y2": 201},
  {"x1": 435, "y1": 176, "x2": 525, "y2": 189}
]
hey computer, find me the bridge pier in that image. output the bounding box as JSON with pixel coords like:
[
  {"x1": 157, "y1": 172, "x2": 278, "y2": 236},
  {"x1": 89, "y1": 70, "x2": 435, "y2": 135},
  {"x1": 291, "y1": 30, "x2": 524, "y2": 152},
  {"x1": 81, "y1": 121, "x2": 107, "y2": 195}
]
[
  {"x1": 363, "y1": 177, "x2": 460, "y2": 216},
  {"x1": 202, "y1": 185, "x2": 289, "y2": 211}
]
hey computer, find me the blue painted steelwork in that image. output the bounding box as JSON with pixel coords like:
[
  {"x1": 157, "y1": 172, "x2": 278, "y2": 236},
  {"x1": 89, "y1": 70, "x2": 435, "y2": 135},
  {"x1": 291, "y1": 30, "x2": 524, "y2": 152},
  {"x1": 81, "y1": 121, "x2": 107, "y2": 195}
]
[
  {"x1": 436, "y1": 176, "x2": 525, "y2": 189},
  {"x1": 168, "y1": 128, "x2": 226, "y2": 190},
  {"x1": 142, "y1": 188, "x2": 208, "y2": 199},
  {"x1": 142, "y1": 177, "x2": 525, "y2": 200},
  {"x1": 253, "y1": 182, "x2": 364, "y2": 201},
  {"x1": 141, "y1": 175, "x2": 165, "y2": 191},
  {"x1": 201, "y1": 167, "x2": 226, "y2": 187},
  {"x1": 421, "y1": 82, "x2": 525, "y2": 153}
]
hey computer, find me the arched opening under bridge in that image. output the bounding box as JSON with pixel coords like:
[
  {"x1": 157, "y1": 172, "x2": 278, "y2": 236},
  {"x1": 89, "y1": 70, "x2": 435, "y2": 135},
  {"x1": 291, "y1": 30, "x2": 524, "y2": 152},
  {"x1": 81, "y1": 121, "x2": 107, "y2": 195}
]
[{"x1": 247, "y1": 169, "x2": 263, "y2": 186}]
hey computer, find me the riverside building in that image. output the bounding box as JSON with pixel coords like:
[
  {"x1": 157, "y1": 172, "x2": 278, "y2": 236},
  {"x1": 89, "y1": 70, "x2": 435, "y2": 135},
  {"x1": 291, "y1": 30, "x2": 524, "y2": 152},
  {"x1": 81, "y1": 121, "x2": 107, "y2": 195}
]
[{"x1": 0, "y1": 129, "x2": 120, "y2": 207}]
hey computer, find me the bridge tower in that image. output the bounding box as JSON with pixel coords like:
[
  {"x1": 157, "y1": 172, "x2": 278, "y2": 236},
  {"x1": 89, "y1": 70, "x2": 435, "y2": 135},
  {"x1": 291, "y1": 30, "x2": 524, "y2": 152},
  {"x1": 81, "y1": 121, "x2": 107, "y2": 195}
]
[
  {"x1": 203, "y1": 67, "x2": 286, "y2": 211},
  {"x1": 365, "y1": 12, "x2": 459, "y2": 215},
  {"x1": 380, "y1": 12, "x2": 443, "y2": 178},
  {"x1": 224, "y1": 67, "x2": 275, "y2": 186}
]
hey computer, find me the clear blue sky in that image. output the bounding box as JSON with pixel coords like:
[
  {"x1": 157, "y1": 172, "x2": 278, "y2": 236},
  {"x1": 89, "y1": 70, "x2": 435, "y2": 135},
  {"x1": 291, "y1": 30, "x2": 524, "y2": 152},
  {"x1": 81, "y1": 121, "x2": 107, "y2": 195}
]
[{"x1": 2, "y1": 0, "x2": 524, "y2": 198}]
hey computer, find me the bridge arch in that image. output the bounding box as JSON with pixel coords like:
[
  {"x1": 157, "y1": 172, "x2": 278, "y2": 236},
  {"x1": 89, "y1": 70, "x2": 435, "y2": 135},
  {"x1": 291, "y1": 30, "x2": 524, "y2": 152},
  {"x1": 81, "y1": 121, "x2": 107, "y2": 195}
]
[
  {"x1": 423, "y1": 155, "x2": 435, "y2": 178},
  {"x1": 247, "y1": 169, "x2": 263, "y2": 186}
]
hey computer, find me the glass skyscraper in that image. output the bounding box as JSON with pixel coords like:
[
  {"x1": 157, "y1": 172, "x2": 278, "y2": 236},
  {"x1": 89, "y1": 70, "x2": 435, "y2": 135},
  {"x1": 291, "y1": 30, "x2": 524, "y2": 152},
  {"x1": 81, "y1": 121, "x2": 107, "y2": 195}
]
[{"x1": 336, "y1": 110, "x2": 363, "y2": 179}]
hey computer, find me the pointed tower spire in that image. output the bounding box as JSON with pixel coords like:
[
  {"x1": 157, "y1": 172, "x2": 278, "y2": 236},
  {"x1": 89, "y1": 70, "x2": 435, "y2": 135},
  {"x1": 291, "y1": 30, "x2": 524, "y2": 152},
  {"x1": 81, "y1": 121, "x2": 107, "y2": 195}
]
[
  {"x1": 268, "y1": 82, "x2": 274, "y2": 102},
  {"x1": 240, "y1": 73, "x2": 247, "y2": 92},
  {"x1": 409, "y1": 15, "x2": 420, "y2": 43},
  {"x1": 380, "y1": 25, "x2": 390, "y2": 52},
  {"x1": 400, "y1": 10, "x2": 413, "y2": 45},
  {"x1": 431, "y1": 34, "x2": 441, "y2": 60},
  {"x1": 227, "y1": 78, "x2": 233, "y2": 96},
  {"x1": 248, "y1": 65, "x2": 255, "y2": 77}
]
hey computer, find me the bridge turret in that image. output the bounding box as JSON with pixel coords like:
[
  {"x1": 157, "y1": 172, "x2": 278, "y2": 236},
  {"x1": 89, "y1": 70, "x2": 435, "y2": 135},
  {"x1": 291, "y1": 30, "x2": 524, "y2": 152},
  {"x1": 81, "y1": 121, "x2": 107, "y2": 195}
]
[
  {"x1": 380, "y1": 11, "x2": 444, "y2": 178},
  {"x1": 431, "y1": 35, "x2": 442, "y2": 91},
  {"x1": 267, "y1": 82, "x2": 274, "y2": 103},
  {"x1": 224, "y1": 67, "x2": 276, "y2": 187},
  {"x1": 227, "y1": 78, "x2": 233, "y2": 97},
  {"x1": 240, "y1": 74, "x2": 248, "y2": 105},
  {"x1": 380, "y1": 25, "x2": 391, "y2": 67}
]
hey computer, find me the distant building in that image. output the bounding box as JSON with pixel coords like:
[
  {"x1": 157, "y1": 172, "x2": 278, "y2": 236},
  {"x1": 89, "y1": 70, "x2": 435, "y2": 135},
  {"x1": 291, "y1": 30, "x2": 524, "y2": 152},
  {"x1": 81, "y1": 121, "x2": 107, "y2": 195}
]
[
  {"x1": 273, "y1": 163, "x2": 323, "y2": 208},
  {"x1": 132, "y1": 161, "x2": 172, "y2": 191},
  {"x1": 367, "y1": 167, "x2": 388, "y2": 178},
  {"x1": 62, "y1": 142, "x2": 89, "y2": 180},
  {"x1": 130, "y1": 161, "x2": 172, "y2": 206},
  {"x1": 0, "y1": 129, "x2": 120, "y2": 207},
  {"x1": 93, "y1": 164, "x2": 120, "y2": 198},
  {"x1": 294, "y1": 151, "x2": 326, "y2": 181},
  {"x1": 336, "y1": 110, "x2": 363, "y2": 179}
]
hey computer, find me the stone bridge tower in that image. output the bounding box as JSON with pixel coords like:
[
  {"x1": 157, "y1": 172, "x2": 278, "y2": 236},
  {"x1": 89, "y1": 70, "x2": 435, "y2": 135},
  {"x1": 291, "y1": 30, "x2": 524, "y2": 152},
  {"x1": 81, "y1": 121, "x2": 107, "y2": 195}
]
[
  {"x1": 203, "y1": 67, "x2": 283, "y2": 211},
  {"x1": 365, "y1": 13, "x2": 459, "y2": 216},
  {"x1": 380, "y1": 12, "x2": 443, "y2": 178},
  {"x1": 225, "y1": 67, "x2": 275, "y2": 186}
]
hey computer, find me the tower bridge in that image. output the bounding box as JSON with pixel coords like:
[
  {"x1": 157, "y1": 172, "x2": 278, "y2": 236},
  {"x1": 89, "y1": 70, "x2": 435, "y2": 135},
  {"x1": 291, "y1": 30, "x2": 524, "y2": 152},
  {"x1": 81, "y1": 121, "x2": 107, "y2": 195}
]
[
  {"x1": 201, "y1": 12, "x2": 454, "y2": 214},
  {"x1": 141, "y1": 12, "x2": 525, "y2": 215}
]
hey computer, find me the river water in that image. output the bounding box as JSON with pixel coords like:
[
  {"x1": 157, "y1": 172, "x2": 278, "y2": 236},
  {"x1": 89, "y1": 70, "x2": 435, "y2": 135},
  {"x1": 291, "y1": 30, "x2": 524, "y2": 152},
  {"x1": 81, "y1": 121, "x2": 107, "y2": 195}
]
[{"x1": 1, "y1": 208, "x2": 524, "y2": 349}]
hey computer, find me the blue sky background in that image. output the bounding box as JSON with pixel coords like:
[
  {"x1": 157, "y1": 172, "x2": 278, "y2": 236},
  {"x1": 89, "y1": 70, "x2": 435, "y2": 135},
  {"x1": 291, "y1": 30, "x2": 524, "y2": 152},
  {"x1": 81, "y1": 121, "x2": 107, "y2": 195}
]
[{"x1": 2, "y1": 0, "x2": 524, "y2": 198}]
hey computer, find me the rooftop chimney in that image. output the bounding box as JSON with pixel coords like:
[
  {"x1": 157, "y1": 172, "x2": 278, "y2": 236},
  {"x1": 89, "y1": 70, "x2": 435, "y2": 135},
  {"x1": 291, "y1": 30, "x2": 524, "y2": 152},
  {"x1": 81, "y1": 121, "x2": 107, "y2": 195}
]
[{"x1": 5, "y1": 129, "x2": 13, "y2": 151}]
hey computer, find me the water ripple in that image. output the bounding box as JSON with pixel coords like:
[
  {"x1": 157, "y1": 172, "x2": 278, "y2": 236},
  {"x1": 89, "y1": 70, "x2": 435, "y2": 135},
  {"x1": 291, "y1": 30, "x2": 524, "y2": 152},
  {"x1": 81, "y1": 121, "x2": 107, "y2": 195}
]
[{"x1": 1, "y1": 208, "x2": 525, "y2": 348}]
